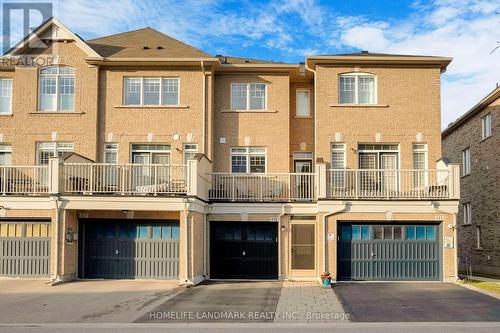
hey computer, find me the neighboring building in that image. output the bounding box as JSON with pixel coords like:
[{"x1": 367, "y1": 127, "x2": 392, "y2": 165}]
[
  {"x1": 0, "y1": 18, "x2": 460, "y2": 284},
  {"x1": 442, "y1": 86, "x2": 500, "y2": 277}
]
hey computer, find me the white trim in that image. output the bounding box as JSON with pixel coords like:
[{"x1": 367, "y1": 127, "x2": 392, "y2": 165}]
[
  {"x1": 461, "y1": 147, "x2": 471, "y2": 176},
  {"x1": 481, "y1": 113, "x2": 492, "y2": 140},
  {"x1": 38, "y1": 66, "x2": 75, "y2": 112},
  {"x1": 295, "y1": 89, "x2": 310, "y2": 117},
  {"x1": 229, "y1": 146, "x2": 267, "y2": 173},
  {"x1": 230, "y1": 83, "x2": 267, "y2": 111},
  {"x1": 463, "y1": 202, "x2": 472, "y2": 225},
  {"x1": 338, "y1": 72, "x2": 378, "y2": 105},
  {"x1": 123, "y1": 77, "x2": 180, "y2": 106},
  {"x1": 330, "y1": 143, "x2": 346, "y2": 168},
  {"x1": 103, "y1": 143, "x2": 118, "y2": 163},
  {"x1": 0, "y1": 78, "x2": 13, "y2": 115}
]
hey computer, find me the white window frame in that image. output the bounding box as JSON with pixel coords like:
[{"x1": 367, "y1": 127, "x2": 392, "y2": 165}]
[
  {"x1": 295, "y1": 89, "x2": 310, "y2": 117},
  {"x1": 103, "y1": 143, "x2": 118, "y2": 164},
  {"x1": 0, "y1": 144, "x2": 12, "y2": 166},
  {"x1": 463, "y1": 202, "x2": 472, "y2": 225},
  {"x1": 357, "y1": 143, "x2": 400, "y2": 169},
  {"x1": 38, "y1": 66, "x2": 75, "y2": 112},
  {"x1": 123, "y1": 77, "x2": 180, "y2": 106},
  {"x1": 36, "y1": 142, "x2": 74, "y2": 165},
  {"x1": 230, "y1": 147, "x2": 267, "y2": 173},
  {"x1": 338, "y1": 72, "x2": 377, "y2": 105},
  {"x1": 481, "y1": 113, "x2": 492, "y2": 140},
  {"x1": 183, "y1": 144, "x2": 198, "y2": 164},
  {"x1": 476, "y1": 226, "x2": 481, "y2": 249},
  {"x1": 412, "y1": 143, "x2": 428, "y2": 186},
  {"x1": 0, "y1": 78, "x2": 13, "y2": 114},
  {"x1": 462, "y1": 147, "x2": 471, "y2": 176},
  {"x1": 130, "y1": 144, "x2": 171, "y2": 164},
  {"x1": 330, "y1": 143, "x2": 346, "y2": 169},
  {"x1": 230, "y1": 83, "x2": 267, "y2": 111}
]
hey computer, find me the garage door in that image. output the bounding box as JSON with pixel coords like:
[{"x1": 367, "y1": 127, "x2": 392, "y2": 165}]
[
  {"x1": 0, "y1": 220, "x2": 51, "y2": 277},
  {"x1": 210, "y1": 222, "x2": 278, "y2": 279},
  {"x1": 79, "y1": 220, "x2": 179, "y2": 279},
  {"x1": 338, "y1": 222, "x2": 441, "y2": 281}
]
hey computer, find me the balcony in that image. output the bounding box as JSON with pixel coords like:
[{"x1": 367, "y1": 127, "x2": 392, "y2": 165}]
[
  {"x1": 327, "y1": 169, "x2": 452, "y2": 200},
  {"x1": 209, "y1": 173, "x2": 316, "y2": 202},
  {"x1": 0, "y1": 166, "x2": 49, "y2": 195}
]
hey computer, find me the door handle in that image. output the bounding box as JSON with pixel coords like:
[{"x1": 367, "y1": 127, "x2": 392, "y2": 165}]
[{"x1": 370, "y1": 251, "x2": 375, "y2": 258}]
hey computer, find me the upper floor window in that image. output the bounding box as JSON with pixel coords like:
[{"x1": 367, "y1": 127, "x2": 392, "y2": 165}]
[
  {"x1": 39, "y1": 66, "x2": 75, "y2": 111},
  {"x1": 463, "y1": 202, "x2": 472, "y2": 225},
  {"x1": 339, "y1": 73, "x2": 376, "y2": 104},
  {"x1": 331, "y1": 144, "x2": 346, "y2": 169},
  {"x1": 296, "y1": 89, "x2": 310, "y2": 117},
  {"x1": 462, "y1": 147, "x2": 471, "y2": 176},
  {"x1": 36, "y1": 142, "x2": 74, "y2": 165},
  {"x1": 104, "y1": 143, "x2": 118, "y2": 164},
  {"x1": 231, "y1": 83, "x2": 266, "y2": 111},
  {"x1": 124, "y1": 77, "x2": 179, "y2": 106},
  {"x1": 0, "y1": 79, "x2": 13, "y2": 114},
  {"x1": 481, "y1": 113, "x2": 492, "y2": 140},
  {"x1": 0, "y1": 144, "x2": 12, "y2": 166},
  {"x1": 230, "y1": 147, "x2": 267, "y2": 173},
  {"x1": 131, "y1": 144, "x2": 171, "y2": 164}
]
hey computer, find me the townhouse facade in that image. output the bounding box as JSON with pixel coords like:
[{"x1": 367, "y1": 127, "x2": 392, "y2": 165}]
[
  {"x1": 442, "y1": 86, "x2": 500, "y2": 277},
  {"x1": 0, "y1": 18, "x2": 460, "y2": 284}
]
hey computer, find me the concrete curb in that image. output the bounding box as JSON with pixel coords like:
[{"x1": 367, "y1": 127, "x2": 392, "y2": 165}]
[{"x1": 456, "y1": 282, "x2": 500, "y2": 300}]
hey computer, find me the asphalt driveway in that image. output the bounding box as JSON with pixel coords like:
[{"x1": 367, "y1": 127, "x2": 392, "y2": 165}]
[
  {"x1": 135, "y1": 281, "x2": 282, "y2": 323},
  {"x1": 334, "y1": 282, "x2": 500, "y2": 322},
  {"x1": 0, "y1": 279, "x2": 179, "y2": 323}
]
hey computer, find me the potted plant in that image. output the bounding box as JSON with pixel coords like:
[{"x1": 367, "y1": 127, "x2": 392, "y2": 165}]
[{"x1": 320, "y1": 271, "x2": 332, "y2": 287}]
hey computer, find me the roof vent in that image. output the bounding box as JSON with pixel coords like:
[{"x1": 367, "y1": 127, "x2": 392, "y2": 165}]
[
  {"x1": 157, "y1": 46, "x2": 164, "y2": 50},
  {"x1": 361, "y1": 50, "x2": 369, "y2": 54},
  {"x1": 143, "y1": 46, "x2": 150, "y2": 50},
  {"x1": 244, "y1": 60, "x2": 250, "y2": 63}
]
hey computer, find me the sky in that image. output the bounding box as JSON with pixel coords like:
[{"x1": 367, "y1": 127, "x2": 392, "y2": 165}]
[{"x1": 2, "y1": 0, "x2": 500, "y2": 128}]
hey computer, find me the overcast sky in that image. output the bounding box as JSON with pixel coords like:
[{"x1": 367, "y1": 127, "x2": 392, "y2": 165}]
[{"x1": 4, "y1": 0, "x2": 500, "y2": 129}]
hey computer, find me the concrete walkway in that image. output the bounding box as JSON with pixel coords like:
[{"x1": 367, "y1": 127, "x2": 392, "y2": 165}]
[{"x1": 274, "y1": 281, "x2": 349, "y2": 323}]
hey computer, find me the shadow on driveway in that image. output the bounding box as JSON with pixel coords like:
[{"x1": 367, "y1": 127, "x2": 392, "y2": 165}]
[
  {"x1": 135, "y1": 281, "x2": 282, "y2": 323},
  {"x1": 334, "y1": 282, "x2": 500, "y2": 322}
]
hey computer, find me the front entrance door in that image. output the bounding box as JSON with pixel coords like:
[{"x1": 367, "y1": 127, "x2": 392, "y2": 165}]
[{"x1": 290, "y1": 224, "x2": 315, "y2": 275}]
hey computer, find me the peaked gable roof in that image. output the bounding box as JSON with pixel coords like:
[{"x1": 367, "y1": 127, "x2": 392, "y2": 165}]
[
  {"x1": 3, "y1": 17, "x2": 101, "y2": 58},
  {"x1": 86, "y1": 27, "x2": 210, "y2": 59}
]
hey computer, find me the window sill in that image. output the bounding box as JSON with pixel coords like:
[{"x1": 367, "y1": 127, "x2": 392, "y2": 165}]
[
  {"x1": 463, "y1": 223, "x2": 472, "y2": 226},
  {"x1": 475, "y1": 247, "x2": 483, "y2": 251},
  {"x1": 461, "y1": 173, "x2": 471, "y2": 179},
  {"x1": 0, "y1": 113, "x2": 13, "y2": 117},
  {"x1": 114, "y1": 105, "x2": 189, "y2": 109},
  {"x1": 294, "y1": 116, "x2": 313, "y2": 119},
  {"x1": 220, "y1": 109, "x2": 277, "y2": 113},
  {"x1": 28, "y1": 111, "x2": 85, "y2": 115},
  {"x1": 480, "y1": 135, "x2": 492, "y2": 143},
  {"x1": 329, "y1": 103, "x2": 389, "y2": 108}
]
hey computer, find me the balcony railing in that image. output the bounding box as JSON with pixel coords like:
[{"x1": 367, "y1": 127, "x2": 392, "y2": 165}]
[
  {"x1": 327, "y1": 169, "x2": 451, "y2": 199},
  {"x1": 209, "y1": 173, "x2": 316, "y2": 202},
  {"x1": 0, "y1": 166, "x2": 49, "y2": 195},
  {"x1": 62, "y1": 163, "x2": 187, "y2": 195}
]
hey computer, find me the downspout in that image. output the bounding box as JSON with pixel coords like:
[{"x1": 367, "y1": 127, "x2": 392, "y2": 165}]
[
  {"x1": 201, "y1": 61, "x2": 207, "y2": 155},
  {"x1": 183, "y1": 201, "x2": 191, "y2": 285},
  {"x1": 51, "y1": 196, "x2": 62, "y2": 284},
  {"x1": 304, "y1": 62, "x2": 317, "y2": 162},
  {"x1": 278, "y1": 204, "x2": 287, "y2": 280}
]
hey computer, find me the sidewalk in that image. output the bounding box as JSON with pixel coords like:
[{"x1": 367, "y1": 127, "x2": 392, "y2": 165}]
[{"x1": 274, "y1": 281, "x2": 349, "y2": 323}]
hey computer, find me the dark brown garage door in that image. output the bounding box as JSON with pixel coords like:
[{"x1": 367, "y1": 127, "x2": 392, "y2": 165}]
[
  {"x1": 210, "y1": 222, "x2": 278, "y2": 279},
  {"x1": 79, "y1": 219, "x2": 179, "y2": 279}
]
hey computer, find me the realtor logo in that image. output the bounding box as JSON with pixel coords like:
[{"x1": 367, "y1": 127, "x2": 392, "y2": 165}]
[{"x1": 2, "y1": 2, "x2": 52, "y2": 54}]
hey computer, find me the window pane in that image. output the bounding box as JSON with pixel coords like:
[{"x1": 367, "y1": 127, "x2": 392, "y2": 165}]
[
  {"x1": 58, "y1": 76, "x2": 75, "y2": 111},
  {"x1": 231, "y1": 83, "x2": 247, "y2": 110},
  {"x1": 40, "y1": 77, "x2": 57, "y2": 111},
  {"x1": 361, "y1": 226, "x2": 370, "y2": 240},
  {"x1": 352, "y1": 226, "x2": 361, "y2": 240},
  {"x1": 162, "y1": 78, "x2": 179, "y2": 105},
  {"x1": 171, "y1": 225, "x2": 180, "y2": 239},
  {"x1": 383, "y1": 226, "x2": 393, "y2": 240},
  {"x1": 124, "y1": 78, "x2": 141, "y2": 105},
  {"x1": 138, "y1": 226, "x2": 149, "y2": 238},
  {"x1": 250, "y1": 155, "x2": 266, "y2": 173},
  {"x1": 373, "y1": 226, "x2": 383, "y2": 240},
  {"x1": 394, "y1": 226, "x2": 402, "y2": 240},
  {"x1": 249, "y1": 83, "x2": 266, "y2": 110},
  {"x1": 331, "y1": 151, "x2": 345, "y2": 169},
  {"x1": 296, "y1": 90, "x2": 309, "y2": 117},
  {"x1": 341, "y1": 226, "x2": 351, "y2": 240},
  {"x1": 0, "y1": 79, "x2": 12, "y2": 114},
  {"x1": 406, "y1": 226, "x2": 415, "y2": 240},
  {"x1": 143, "y1": 78, "x2": 160, "y2": 105},
  {"x1": 358, "y1": 76, "x2": 375, "y2": 104},
  {"x1": 339, "y1": 76, "x2": 356, "y2": 104},
  {"x1": 152, "y1": 226, "x2": 161, "y2": 239},
  {"x1": 231, "y1": 155, "x2": 247, "y2": 173},
  {"x1": 426, "y1": 226, "x2": 436, "y2": 240},
  {"x1": 416, "y1": 226, "x2": 426, "y2": 240}
]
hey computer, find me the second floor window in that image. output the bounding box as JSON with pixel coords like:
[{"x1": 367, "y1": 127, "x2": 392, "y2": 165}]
[
  {"x1": 463, "y1": 202, "x2": 472, "y2": 225},
  {"x1": 481, "y1": 113, "x2": 492, "y2": 140},
  {"x1": 339, "y1": 73, "x2": 376, "y2": 104},
  {"x1": 36, "y1": 142, "x2": 74, "y2": 165},
  {"x1": 124, "y1": 77, "x2": 179, "y2": 106},
  {"x1": 39, "y1": 66, "x2": 75, "y2": 111},
  {"x1": 0, "y1": 79, "x2": 12, "y2": 114},
  {"x1": 230, "y1": 147, "x2": 267, "y2": 173},
  {"x1": 0, "y1": 144, "x2": 12, "y2": 166},
  {"x1": 231, "y1": 83, "x2": 266, "y2": 111},
  {"x1": 296, "y1": 89, "x2": 310, "y2": 117},
  {"x1": 462, "y1": 147, "x2": 471, "y2": 176}
]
